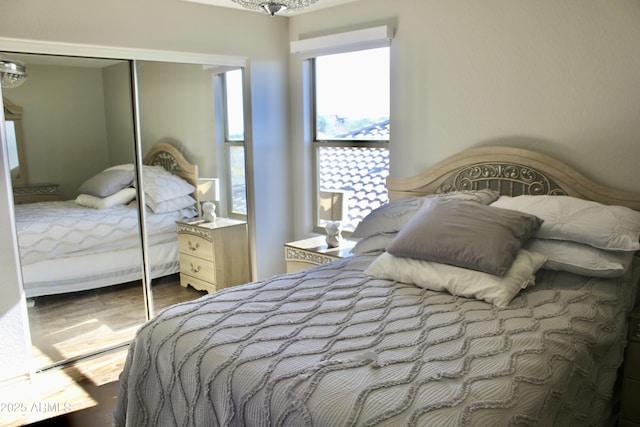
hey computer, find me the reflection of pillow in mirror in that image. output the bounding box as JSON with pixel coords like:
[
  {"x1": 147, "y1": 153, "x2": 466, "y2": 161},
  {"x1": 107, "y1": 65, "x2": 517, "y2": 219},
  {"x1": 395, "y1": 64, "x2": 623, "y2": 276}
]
[
  {"x1": 78, "y1": 169, "x2": 134, "y2": 197},
  {"x1": 147, "y1": 194, "x2": 197, "y2": 214},
  {"x1": 75, "y1": 188, "x2": 137, "y2": 209},
  {"x1": 525, "y1": 238, "x2": 635, "y2": 278},
  {"x1": 141, "y1": 165, "x2": 195, "y2": 205},
  {"x1": 365, "y1": 250, "x2": 547, "y2": 307},
  {"x1": 387, "y1": 199, "x2": 543, "y2": 276}
]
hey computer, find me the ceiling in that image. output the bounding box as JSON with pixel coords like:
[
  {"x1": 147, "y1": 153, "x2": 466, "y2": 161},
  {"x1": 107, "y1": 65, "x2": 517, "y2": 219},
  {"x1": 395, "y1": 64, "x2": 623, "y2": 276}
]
[{"x1": 183, "y1": 0, "x2": 360, "y2": 15}]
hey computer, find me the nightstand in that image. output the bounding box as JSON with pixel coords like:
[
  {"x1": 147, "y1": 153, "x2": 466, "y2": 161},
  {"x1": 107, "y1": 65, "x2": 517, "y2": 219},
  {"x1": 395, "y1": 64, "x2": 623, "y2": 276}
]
[
  {"x1": 176, "y1": 218, "x2": 250, "y2": 293},
  {"x1": 620, "y1": 305, "x2": 640, "y2": 426},
  {"x1": 13, "y1": 183, "x2": 60, "y2": 204},
  {"x1": 284, "y1": 235, "x2": 356, "y2": 273}
]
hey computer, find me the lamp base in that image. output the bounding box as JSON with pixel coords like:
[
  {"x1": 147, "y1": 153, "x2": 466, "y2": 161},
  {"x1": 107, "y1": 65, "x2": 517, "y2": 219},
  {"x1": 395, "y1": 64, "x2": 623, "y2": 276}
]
[{"x1": 325, "y1": 221, "x2": 342, "y2": 248}]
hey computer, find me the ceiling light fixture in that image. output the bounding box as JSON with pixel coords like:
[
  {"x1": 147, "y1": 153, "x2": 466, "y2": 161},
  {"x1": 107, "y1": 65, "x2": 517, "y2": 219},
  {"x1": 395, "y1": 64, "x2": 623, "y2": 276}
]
[
  {"x1": 231, "y1": 0, "x2": 319, "y2": 16},
  {"x1": 0, "y1": 55, "x2": 28, "y2": 89}
]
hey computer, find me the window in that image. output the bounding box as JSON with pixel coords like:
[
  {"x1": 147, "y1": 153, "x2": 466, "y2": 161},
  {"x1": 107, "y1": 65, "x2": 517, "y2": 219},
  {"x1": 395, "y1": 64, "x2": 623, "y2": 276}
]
[
  {"x1": 222, "y1": 69, "x2": 247, "y2": 217},
  {"x1": 312, "y1": 47, "x2": 390, "y2": 232}
]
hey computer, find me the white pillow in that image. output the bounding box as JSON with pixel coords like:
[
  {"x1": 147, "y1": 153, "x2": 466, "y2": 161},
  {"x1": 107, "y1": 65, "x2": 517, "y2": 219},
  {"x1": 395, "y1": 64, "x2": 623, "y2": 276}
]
[
  {"x1": 141, "y1": 165, "x2": 195, "y2": 205},
  {"x1": 365, "y1": 250, "x2": 547, "y2": 307},
  {"x1": 492, "y1": 195, "x2": 640, "y2": 251},
  {"x1": 525, "y1": 238, "x2": 635, "y2": 278},
  {"x1": 147, "y1": 194, "x2": 197, "y2": 214},
  {"x1": 75, "y1": 188, "x2": 137, "y2": 209},
  {"x1": 105, "y1": 164, "x2": 195, "y2": 206}
]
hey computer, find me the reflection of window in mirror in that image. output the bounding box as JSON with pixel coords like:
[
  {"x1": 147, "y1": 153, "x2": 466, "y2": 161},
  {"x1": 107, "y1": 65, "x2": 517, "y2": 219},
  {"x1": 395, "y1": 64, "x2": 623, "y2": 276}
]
[
  {"x1": 220, "y1": 69, "x2": 247, "y2": 218},
  {"x1": 5, "y1": 121, "x2": 19, "y2": 178},
  {"x1": 3, "y1": 98, "x2": 28, "y2": 186}
]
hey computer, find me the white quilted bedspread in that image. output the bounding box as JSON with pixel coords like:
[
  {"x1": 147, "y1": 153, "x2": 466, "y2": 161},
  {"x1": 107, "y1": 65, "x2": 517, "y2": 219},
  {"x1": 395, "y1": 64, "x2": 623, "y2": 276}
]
[
  {"x1": 115, "y1": 256, "x2": 638, "y2": 427},
  {"x1": 15, "y1": 201, "x2": 183, "y2": 266}
]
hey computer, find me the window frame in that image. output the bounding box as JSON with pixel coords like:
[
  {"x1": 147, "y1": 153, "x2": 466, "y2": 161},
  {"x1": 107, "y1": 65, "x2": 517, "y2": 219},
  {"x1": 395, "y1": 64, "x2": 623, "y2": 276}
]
[{"x1": 308, "y1": 47, "x2": 390, "y2": 234}]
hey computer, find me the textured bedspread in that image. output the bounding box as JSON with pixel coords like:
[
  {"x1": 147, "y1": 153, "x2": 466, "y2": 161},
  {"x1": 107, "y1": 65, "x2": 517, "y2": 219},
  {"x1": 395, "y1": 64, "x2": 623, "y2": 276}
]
[
  {"x1": 15, "y1": 201, "x2": 186, "y2": 265},
  {"x1": 115, "y1": 256, "x2": 638, "y2": 427}
]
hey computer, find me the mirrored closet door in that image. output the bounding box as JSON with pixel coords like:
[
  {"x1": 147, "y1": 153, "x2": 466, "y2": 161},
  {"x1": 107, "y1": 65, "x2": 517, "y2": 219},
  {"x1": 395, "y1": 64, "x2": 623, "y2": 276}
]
[
  {"x1": 2, "y1": 52, "x2": 250, "y2": 371},
  {"x1": 134, "y1": 61, "x2": 250, "y2": 313}
]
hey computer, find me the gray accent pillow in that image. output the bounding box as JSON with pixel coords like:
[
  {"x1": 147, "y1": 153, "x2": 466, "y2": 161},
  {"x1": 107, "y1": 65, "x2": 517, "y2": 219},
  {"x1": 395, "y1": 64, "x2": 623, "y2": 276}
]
[
  {"x1": 351, "y1": 189, "x2": 500, "y2": 255},
  {"x1": 386, "y1": 199, "x2": 543, "y2": 276},
  {"x1": 78, "y1": 169, "x2": 134, "y2": 198}
]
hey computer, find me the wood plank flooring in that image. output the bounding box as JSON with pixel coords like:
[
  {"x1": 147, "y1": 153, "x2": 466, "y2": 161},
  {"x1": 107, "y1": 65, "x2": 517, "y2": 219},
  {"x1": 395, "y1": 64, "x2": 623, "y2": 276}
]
[
  {"x1": 1, "y1": 275, "x2": 205, "y2": 427},
  {"x1": 28, "y1": 274, "x2": 205, "y2": 370}
]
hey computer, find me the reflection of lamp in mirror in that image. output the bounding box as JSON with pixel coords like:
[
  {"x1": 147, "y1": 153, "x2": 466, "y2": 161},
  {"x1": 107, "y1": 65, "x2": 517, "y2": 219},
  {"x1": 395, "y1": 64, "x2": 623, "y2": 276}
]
[
  {"x1": 0, "y1": 55, "x2": 27, "y2": 89},
  {"x1": 319, "y1": 189, "x2": 349, "y2": 248},
  {"x1": 198, "y1": 178, "x2": 220, "y2": 222}
]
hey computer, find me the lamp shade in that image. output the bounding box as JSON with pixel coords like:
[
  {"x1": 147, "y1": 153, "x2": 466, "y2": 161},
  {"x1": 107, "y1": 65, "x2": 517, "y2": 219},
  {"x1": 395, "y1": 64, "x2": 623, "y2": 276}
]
[
  {"x1": 319, "y1": 190, "x2": 349, "y2": 222},
  {"x1": 197, "y1": 178, "x2": 220, "y2": 202}
]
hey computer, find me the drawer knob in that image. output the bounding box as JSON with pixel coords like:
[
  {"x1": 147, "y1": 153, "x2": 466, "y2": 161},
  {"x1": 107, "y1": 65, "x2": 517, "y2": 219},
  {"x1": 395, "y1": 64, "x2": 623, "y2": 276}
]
[
  {"x1": 188, "y1": 241, "x2": 200, "y2": 251},
  {"x1": 189, "y1": 263, "x2": 201, "y2": 273}
]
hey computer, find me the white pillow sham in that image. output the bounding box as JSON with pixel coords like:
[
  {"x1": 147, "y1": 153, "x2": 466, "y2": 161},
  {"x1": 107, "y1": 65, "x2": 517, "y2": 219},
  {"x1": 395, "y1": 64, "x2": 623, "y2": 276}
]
[
  {"x1": 105, "y1": 164, "x2": 195, "y2": 206},
  {"x1": 365, "y1": 250, "x2": 547, "y2": 307},
  {"x1": 147, "y1": 194, "x2": 197, "y2": 214},
  {"x1": 491, "y1": 195, "x2": 640, "y2": 251},
  {"x1": 140, "y1": 165, "x2": 195, "y2": 205},
  {"x1": 75, "y1": 188, "x2": 137, "y2": 209},
  {"x1": 525, "y1": 238, "x2": 635, "y2": 278}
]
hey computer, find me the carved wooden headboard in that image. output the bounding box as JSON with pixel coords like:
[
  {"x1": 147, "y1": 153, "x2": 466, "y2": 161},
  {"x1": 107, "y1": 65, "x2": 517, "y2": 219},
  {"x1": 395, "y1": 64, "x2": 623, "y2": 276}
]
[{"x1": 387, "y1": 146, "x2": 640, "y2": 211}]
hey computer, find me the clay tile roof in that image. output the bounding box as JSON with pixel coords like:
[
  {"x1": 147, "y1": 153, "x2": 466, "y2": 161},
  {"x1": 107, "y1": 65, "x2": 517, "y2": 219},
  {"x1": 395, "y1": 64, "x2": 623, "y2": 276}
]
[{"x1": 318, "y1": 120, "x2": 390, "y2": 231}]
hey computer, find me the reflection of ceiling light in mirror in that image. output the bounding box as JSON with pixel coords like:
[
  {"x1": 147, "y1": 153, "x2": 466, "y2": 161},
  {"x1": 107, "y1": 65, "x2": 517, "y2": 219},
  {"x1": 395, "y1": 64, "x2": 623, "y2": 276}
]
[
  {"x1": 231, "y1": 0, "x2": 319, "y2": 15},
  {"x1": 0, "y1": 55, "x2": 28, "y2": 89}
]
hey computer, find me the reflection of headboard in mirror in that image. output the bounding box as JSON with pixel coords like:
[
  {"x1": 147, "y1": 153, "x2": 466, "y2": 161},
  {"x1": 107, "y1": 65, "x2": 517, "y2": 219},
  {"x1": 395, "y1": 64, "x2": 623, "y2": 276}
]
[
  {"x1": 143, "y1": 141, "x2": 199, "y2": 201},
  {"x1": 3, "y1": 98, "x2": 28, "y2": 186}
]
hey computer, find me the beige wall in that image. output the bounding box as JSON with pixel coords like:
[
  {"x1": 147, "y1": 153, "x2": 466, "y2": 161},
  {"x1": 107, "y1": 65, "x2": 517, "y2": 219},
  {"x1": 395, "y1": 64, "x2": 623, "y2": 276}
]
[
  {"x1": 5, "y1": 64, "x2": 111, "y2": 200},
  {"x1": 290, "y1": 0, "x2": 640, "y2": 196},
  {"x1": 136, "y1": 61, "x2": 219, "y2": 178}
]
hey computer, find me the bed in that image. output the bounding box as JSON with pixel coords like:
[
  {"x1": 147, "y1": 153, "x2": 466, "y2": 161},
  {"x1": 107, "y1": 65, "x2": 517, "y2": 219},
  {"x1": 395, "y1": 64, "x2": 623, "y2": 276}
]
[
  {"x1": 115, "y1": 146, "x2": 640, "y2": 426},
  {"x1": 15, "y1": 142, "x2": 199, "y2": 298}
]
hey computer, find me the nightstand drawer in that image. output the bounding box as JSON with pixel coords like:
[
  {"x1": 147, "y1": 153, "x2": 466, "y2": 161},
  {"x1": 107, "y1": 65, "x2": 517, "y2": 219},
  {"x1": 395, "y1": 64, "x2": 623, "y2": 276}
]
[
  {"x1": 179, "y1": 255, "x2": 215, "y2": 284},
  {"x1": 178, "y1": 234, "x2": 214, "y2": 260}
]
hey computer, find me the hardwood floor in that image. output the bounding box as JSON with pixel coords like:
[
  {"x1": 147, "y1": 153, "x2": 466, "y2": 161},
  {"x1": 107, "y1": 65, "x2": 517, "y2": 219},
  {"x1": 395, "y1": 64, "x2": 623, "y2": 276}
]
[
  {"x1": 28, "y1": 274, "x2": 205, "y2": 370},
  {"x1": 0, "y1": 276, "x2": 205, "y2": 427},
  {"x1": 1, "y1": 348, "x2": 126, "y2": 427}
]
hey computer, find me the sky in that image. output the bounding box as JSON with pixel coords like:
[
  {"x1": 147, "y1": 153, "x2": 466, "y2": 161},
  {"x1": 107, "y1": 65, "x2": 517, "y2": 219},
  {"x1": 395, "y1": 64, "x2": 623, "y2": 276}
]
[{"x1": 316, "y1": 47, "x2": 390, "y2": 120}]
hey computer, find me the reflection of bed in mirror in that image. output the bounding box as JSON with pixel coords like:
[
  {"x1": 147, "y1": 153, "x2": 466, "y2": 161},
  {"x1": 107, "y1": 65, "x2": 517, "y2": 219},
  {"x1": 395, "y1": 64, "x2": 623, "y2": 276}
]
[{"x1": 15, "y1": 142, "x2": 199, "y2": 298}]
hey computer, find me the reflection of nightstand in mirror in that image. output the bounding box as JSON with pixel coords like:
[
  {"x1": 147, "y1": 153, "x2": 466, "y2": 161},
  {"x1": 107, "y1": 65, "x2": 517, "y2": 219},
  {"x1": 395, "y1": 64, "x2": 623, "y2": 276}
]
[
  {"x1": 177, "y1": 218, "x2": 250, "y2": 293},
  {"x1": 13, "y1": 183, "x2": 60, "y2": 204},
  {"x1": 284, "y1": 236, "x2": 356, "y2": 273},
  {"x1": 620, "y1": 306, "x2": 640, "y2": 425}
]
